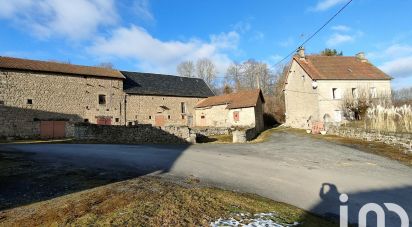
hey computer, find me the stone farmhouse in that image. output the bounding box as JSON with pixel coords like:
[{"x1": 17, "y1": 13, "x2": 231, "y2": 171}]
[
  {"x1": 0, "y1": 56, "x2": 213, "y2": 138},
  {"x1": 284, "y1": 48, "x2": 392, "y2": 129},
  {"x1": 122, "y1": 71, "x2": 214, "y2": 127},
  {"x1": 195, "y1": 89, "x2": 265, "y2": 132}
]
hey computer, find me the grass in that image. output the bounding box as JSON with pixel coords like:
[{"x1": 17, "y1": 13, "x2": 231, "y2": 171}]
[
  {"x1": 0, "y1": 176, "x2": 336, "y2": 227},
  {"x1": 283, "y1": 128, "x2": 412, "y2": 167}
]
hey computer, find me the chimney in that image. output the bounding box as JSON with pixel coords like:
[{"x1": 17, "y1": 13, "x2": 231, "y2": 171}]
[
  {"x1": 297, "y1": 46, "x2": 305, "y2": 59},
  {"x1": 356, "y1": 52, "x2": 368, "y2": 63}
]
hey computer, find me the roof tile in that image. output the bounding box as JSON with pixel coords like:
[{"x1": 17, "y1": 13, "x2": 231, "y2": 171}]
[
  {"x1": 0, "y1": 56, "x2": 124, "y2": 79},
  {"x1": 293, "y1": 55, "x2": 391, "y2": 80},
  {"x1": 196, "y1": 89, "x2": 264, "y2": 109}
]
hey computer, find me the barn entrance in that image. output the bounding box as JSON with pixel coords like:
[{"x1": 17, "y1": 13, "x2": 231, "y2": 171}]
[
  {"x1": 96, "y1": 117, "x2": 112, "y2": 125},
  {"x1": 40, "y1": 121, "x2": 66, "y2": 139}
]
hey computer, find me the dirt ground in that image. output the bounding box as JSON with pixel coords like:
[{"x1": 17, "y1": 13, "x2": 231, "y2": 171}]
[{"x1": 0, "y1": 176, "x2": 336, "y2": 227}]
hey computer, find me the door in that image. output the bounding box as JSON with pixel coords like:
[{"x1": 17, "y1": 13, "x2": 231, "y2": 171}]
[
  {"x1": 155, "y1": 115, "x2": 166, "y2": 127},
  {"x1": 40, "y1": 121, "x2": 54, "y2": 139},
  {"x1": 40, "y1": 121, "x2": 66, "y2": 139},
  {"x1": 97, "y1": 117, "x2": 112, "y2": 125}
]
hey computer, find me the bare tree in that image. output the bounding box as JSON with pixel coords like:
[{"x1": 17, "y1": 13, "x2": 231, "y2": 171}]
[
  {"x1": 96, "y1": 62, "x2": 115, "y2": 69},
  {"x1": 225, "y1": 62, "x2": 243, "y2": 91},
  {"x1": 196, "y1": 58, "x2": 217, "y2": 88},
  {"x1": 176, "y1": 60, "x2": 195, "y2": 78},
  {"x1": 225, "y1": 60, "x2": 274, "y2": 95}
]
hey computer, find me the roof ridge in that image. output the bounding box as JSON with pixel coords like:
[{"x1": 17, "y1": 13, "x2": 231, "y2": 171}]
[
  {"x1": 120, "y1": 70, "x2": 204, "y2": 80},
  {"x1": 0, "y1": 56, "x2": 119, "y2": 72}
]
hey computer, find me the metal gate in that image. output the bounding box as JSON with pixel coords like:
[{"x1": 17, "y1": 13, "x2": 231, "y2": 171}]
[{"x1": 40, "y1": 121, "x2": 66, "y2": 139}]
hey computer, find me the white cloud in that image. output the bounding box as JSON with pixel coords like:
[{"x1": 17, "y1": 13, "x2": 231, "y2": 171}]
[
  {"x1": 326, "y1": 33, "x2": 354, "y2": 46},
  {"x1": 88, "y1": 26, "x2": 238, "y2": 74},
  {"x1": 331, "y1": 25, "x2": 351, "y2": 32},
  {"x1": 380, "y1": 56, "x2": 412, "y2": 79},
  {"x1": 132, "y1": 0, "x2": 154, "y2": 22},
  {"x1": 0, "y1": 0, "x2": 118, "y2": 40},
  {"x1": 311, "y1": 0, "x2": 347, "y2": 11}
]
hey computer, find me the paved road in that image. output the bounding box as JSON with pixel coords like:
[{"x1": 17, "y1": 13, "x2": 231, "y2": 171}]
[{"x1": 1, "y1": 131, "x2": 412, "y2": 225}]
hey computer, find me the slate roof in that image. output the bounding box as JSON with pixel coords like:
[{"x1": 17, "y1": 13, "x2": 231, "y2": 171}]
[
  {"x1": 122, "y1": 71, "x2": 215, "y2": 97},
  {"x1": 195, "y1": 89, "x2": 264, "y2": 109},
  {"x1": 293, "y1": 55, "x2": 391, "y2": 80},
  {"x1": 0, "y1": 56, "x2": 124, "y2": 79}
]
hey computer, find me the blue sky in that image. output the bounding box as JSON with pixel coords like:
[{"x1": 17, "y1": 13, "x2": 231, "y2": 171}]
[{"x1": 0, "y1": 0, "x2": 411, "y2": 88}]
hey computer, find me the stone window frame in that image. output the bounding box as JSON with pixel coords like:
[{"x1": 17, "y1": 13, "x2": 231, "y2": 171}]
[
  {"x1": 181, "y1": 102, "x2": 187, "y2": 114},
  {"x1": 98, "y1": 94, "x2": 106, "y2": 105}
]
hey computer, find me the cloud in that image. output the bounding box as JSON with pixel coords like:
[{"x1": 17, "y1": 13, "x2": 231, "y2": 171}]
[
  {"x1": 0, "y1": 0, "x2": 118, "y2": 40},
  {"x1": 380, "y1": 56, "x2": 412, "y2": 79},
  {"x1": 331, "y1": 25, "x2": 351, "y2": 32},
  {"x1": 326, "y1": 33, "x2": 354, "y2": 46},
  {"x1": 311, "y1": 0, "x2": 348, "y2": 11},
  {"x1": 88, "y1": 26, "x2": 238, "y2": 74},
  {"x1": 132, "y1": 0, "x2": 154, "y2": 22}
]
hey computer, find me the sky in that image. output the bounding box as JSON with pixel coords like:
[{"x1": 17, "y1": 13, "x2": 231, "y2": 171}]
[{"x1": 0, "y1": 0, "x2": 411, "y2": 89}]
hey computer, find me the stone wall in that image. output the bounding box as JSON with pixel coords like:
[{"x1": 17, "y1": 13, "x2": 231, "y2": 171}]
[
  {"x1": 328, "y1": 126, "x2": 412, "y2": 152},
  {"x1": 73, "y1": 123, "x2": 195, "y2": 144},
  {"x1": 190, "y1": 127, "x2": 232, "y2": 137},
  {"x1": 126, "y1": 94, "x2": 202, "y2": 127},
  {"x1": 232, "y1": 127, "x2": 258, "y2": 143},
  {"x1": 0, "y1": 69, "x2": 125, "y2": 137}
]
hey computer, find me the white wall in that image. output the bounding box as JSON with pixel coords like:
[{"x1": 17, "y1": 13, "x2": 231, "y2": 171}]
[
  {"x1": 284, "y1": 60, "x2": 320, "y2": 128},
  {"x1": 195, "y1": 105, "x2": 256, "y2": 129}
]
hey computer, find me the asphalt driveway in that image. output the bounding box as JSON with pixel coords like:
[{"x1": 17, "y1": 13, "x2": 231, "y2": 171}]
[{"x1": 1, "y1": 131, "x2": 411, "y2": 225}]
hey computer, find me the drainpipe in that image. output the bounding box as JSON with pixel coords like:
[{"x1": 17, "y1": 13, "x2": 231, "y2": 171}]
[{"x1": 124, "y1": 95, "x2": 127, "y2": 126}]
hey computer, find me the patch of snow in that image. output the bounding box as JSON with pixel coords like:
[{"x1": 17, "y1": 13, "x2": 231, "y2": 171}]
[{"x1": 210, "y1": 212, "x2": 300, "y2": 227}]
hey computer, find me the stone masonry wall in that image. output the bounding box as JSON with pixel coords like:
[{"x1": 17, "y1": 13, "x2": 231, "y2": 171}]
[
  {"x1": 126, "y1": 95, "x2": 202, "y2": 126},
  {"x1": 73, "y1": 123, "x2": 195, "y2": 144},
  {"x1": 328, "y1": 125, "x2": 412, "y2": 153},
  {"x1": 0, "y1": 70, "x2": 125, "y2": 137}
]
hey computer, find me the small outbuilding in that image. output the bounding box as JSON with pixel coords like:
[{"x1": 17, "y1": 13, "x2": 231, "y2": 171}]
[{"x1": 194, "y1": 89, "x2": 265, "y2": 132}]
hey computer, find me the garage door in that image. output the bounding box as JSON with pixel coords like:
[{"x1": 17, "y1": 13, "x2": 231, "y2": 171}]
[{"x1": 40, "y1": 121, "x2": 66, "y2": 139}]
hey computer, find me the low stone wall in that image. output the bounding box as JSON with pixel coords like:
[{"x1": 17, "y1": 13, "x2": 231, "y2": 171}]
[
  {"x1": 328, "y1": 126, "x2": 412, "y2": 152},
  {"x1": 73, "y1": 123, "x2": 195, "y2": 144},
  {"x1": 232, "y1": 127, "x2": 258, "y2": 143},
  {"x1": 190, "y1": 127, "x2": 232, "y2": 137}
]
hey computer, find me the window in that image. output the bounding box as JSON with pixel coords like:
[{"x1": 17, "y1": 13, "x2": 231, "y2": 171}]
[
  {"x1": 332, "y1": 88, "x2": 341, "y2": 100},
  {"x1": 181, "y1": 102, "x2": 187, "y2": 114},
  {"x1": 352, "y1": 88, "x2": 358, "y2": 99},
  {"x1": 84, "y1": 119, "x2": 89, "y2": 123},
  {"x1": 98, "y1": 95, "x2": 106, "y2": 105},
  {"x1": 128, "y1": 122, "x2": 133, "y2": 126},
  {"x1": 334, "y1": 110, "x2": 342, "y2": 122},
  {"x1": 201, "y1": 115, "x2": 205, "y2": 119},
  {"x1": 168, "y1": 115, "x2": 171, "y2": 119},
  {"x1": 27, "y1": 99, "x2": 33, "y2": 104},
  {"x1": 370, "y1": 87, "x2": 377, "y2": 98},
  {"x1": 115, "y1": 118, "x2": 119, "y2": 123},
  {"x1": 149, "y1": 116, "x2": 152, "y2": 120},
  {"x1": 233, "y1": 111, "x2": 240, "y2": 121}
]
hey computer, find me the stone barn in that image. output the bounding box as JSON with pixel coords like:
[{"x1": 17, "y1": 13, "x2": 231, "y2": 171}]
[
  {"x1": 122, "y1": 71, "x2": 214, "y2": 127},
  {"x1": 0, "y1": 56, "x2": 125, "y2": 139},
  {"x1": 194, "y1": 89, "x2": 265, "y2": 132}
]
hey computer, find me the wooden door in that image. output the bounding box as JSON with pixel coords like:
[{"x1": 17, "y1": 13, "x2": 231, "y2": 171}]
[
  {"x1": 40, "y1": 121, "x2": 54, "y2": 139},
  {"x1": 40, "y1": 121, "x2": 66, "y2": 139},
  {"x1": 155, "y1": 115, "x2": 166, "y2": 127}
]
